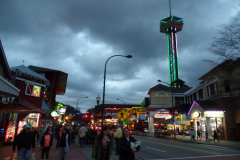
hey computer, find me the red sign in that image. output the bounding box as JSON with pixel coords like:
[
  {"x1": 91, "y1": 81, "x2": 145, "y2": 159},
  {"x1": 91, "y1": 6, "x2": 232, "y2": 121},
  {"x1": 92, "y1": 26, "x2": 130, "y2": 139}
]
[{"x1": 5, "y1": 120, "x2": 17, "y2": 143}]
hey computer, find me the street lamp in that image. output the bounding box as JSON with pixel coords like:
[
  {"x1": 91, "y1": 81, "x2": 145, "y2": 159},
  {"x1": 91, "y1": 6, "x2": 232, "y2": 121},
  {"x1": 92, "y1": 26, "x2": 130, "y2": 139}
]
[
  {"x1": 76, "y1": 97, "x2": 88, "y2": 113},
  {"x1": 116, "y1": 98, "x2": 125, "y2": 129},
  {"x1": 96, "y1": 95, "x2": 101, "y2": 105},
  {"x1": 157, "y1": 79, "x2": 177, "y2": 139},
  {"x1": 101, "y1": 55, "x2": 132, "y2": 127}
]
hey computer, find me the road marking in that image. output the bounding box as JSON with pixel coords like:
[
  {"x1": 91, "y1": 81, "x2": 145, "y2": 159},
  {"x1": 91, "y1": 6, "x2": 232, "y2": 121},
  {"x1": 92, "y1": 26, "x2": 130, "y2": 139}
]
[
  {"x1": 139, "y1": 139, "x2": 220, "y2": 155},
  {"x1": 146, "y1": 147, "x2": 166, "y2": 152},
  {"x1": 148, "y1": 154, "x2": 240, "y2": 160}
]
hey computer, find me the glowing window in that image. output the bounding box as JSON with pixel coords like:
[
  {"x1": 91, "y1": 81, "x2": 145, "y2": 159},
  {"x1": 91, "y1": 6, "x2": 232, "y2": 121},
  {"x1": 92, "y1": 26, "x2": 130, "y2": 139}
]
[{"x1": 32, "y1": 86, "x2": 41, "y2": 97}]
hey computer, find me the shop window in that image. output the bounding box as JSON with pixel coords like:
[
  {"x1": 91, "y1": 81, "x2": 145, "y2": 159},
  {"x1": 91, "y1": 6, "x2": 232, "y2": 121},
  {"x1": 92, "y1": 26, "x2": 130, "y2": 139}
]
[{"x1": 224, "y1": 81, "x2": 231, "y2": 92}]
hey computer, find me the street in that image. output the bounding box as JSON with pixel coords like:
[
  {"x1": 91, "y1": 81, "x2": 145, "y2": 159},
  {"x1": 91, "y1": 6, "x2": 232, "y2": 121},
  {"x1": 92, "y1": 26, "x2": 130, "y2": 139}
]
[{"x1": 133, "y1": 135, "x2": 240, "y2": 160}]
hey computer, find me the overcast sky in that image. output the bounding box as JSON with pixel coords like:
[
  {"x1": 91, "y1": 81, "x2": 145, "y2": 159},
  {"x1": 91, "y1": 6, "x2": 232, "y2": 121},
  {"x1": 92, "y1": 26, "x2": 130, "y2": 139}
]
[{"x1": 0, "y1": 0, "x2": 239, "y2": 112}]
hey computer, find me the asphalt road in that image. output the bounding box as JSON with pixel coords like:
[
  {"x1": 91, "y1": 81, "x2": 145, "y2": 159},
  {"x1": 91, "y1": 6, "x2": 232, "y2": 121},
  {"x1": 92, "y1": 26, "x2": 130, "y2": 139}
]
[{"x1": 133, "y1": 135, "x2": 240, "y2": 160}]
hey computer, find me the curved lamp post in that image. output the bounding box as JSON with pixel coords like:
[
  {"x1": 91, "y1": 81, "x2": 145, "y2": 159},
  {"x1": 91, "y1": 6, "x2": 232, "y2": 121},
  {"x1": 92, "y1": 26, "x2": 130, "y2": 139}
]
[
  {"x1": 101, "y1": 55, "x2": 132, "y2": 127},
  {"x1": 76, "y1": 97, "x2": 88, "y2": 113},
  {"x1": 157, "y1": 79, "x2": 176, "y2": 139}
]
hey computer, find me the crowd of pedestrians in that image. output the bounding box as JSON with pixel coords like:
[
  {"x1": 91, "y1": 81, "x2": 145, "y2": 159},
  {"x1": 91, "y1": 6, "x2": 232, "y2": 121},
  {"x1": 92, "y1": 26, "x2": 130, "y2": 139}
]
[{"x1": 12, "y1": 123, "x2": 140, "y2": 160}]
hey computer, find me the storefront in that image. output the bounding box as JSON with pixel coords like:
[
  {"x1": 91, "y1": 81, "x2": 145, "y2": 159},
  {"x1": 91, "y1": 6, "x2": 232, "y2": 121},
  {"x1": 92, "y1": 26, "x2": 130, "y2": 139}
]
[
  {"x1": 148, "y1": 109, "x2": 172, "y2": 132},
  {"x1": 188, "y1": 101, "x2": 225, "y2": 139}
]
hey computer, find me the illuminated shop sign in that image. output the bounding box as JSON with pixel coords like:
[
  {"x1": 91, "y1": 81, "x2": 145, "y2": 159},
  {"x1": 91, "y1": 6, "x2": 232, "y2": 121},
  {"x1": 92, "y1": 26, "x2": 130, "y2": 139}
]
[
  {"x1": 154, "y1": 109, "x2": 172, "y2": 119},
  {"x1": 51, "y1": 111, "x2": 59, "y2": 117},
  {"x1": 193, "y1": 111, "x2": 200, "y2": 118},
  {"x1": 60, "y1": 108, "x2": 66, "y2": 115},
  {"x1": 25, "y1": 83, "x2": 41, "y2": 97},
  {"x1": 154, "y1": 113, "x2": 172, "y2": 119}
]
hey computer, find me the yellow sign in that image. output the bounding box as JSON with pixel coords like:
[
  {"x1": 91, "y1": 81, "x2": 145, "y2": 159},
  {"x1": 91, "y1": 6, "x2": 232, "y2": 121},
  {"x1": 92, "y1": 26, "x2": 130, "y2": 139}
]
[{"x1": 117, "y1": 109, "x2": 128, "y2": 121}]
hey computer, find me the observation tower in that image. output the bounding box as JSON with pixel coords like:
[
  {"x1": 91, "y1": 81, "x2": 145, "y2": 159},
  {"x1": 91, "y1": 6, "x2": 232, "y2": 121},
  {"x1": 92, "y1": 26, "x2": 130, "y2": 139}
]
[{"x1": 160, "y1": 11, "x2": 183, "y2": 86}]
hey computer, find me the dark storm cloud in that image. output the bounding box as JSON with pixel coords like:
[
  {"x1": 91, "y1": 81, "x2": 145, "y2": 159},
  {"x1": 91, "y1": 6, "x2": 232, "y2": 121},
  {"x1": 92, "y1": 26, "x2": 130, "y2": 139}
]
[{"x1": 0, "y1": 0, "x2": 239, "y2": 112}]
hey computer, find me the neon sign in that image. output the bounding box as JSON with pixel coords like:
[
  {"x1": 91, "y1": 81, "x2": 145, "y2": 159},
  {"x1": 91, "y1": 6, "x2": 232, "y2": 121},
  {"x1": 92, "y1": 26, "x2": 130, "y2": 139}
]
[
  {"x1": 51, "y1": 111, "x2": 59, "y2": 117},
  {"x1": 154, "y1": 113, "x2": 172, "y2": 119},
  {"x1": 33, "y1": 86, "x2": 41, "y2": 97}
]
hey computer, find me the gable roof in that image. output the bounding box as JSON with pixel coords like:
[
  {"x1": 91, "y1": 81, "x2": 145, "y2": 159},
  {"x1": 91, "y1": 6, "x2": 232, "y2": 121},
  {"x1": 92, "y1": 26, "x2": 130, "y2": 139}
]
[
  {"x1": 148, "y1": 84, "x2": 170, "y2": 94},
  {"x1": 11, "y1": 65, "x2": 48, "y2": 83},
  {"x1": 199, "y1": 58, "x2": 240, "y2": 80},
  {"x1": 28, "y1": 65, "x2": 68, "y2": 95},
  {"x1": 0, "y1": 40, "x2": 12, "y2": 79},
  {"x1": 195, "y1": 100, "x2": 224, "y2": 111}
]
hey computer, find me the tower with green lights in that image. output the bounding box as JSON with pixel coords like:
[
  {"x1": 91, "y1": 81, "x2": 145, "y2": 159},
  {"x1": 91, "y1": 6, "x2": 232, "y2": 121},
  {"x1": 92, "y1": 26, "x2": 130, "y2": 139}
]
[{"x1": 160, "y1": 16, "x2": 183, "y2": 86}]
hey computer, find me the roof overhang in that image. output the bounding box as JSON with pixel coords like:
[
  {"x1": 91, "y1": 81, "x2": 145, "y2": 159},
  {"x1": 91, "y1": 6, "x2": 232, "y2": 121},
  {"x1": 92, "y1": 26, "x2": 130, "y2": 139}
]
[
  {"x1": 0, "y1": 40, "x2": 12, "y2": 79},
  {"x1": 0, "y1": 76, "x2": 20, "y2": 96},
  {"x1": 0, "y1": 98, "x2": 46, "y2": 113}
]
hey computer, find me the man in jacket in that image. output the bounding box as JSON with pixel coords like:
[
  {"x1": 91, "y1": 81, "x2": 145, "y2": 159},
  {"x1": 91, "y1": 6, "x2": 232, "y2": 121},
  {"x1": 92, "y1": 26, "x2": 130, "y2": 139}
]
[
  {"x1": 13, "y1": 124, "x2": 35, "y2": 160},
  {"x1": 114, "y1": 125, "x2": 122, "y2": 155},
  {"x1": 78, "y1": 124, "x2": 88, "y2": 148}
]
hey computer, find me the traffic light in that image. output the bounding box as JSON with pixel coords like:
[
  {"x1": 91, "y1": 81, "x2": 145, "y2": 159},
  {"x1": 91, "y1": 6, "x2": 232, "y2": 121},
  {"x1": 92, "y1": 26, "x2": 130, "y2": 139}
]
[{"x1": 85, "y1": 114, "x2": 88, "y2": 118}]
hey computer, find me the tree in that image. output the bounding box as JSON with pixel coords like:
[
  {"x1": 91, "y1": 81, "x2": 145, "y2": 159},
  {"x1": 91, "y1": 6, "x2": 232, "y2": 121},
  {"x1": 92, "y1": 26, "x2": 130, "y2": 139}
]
[{"x1": 207, "y1": 11, "x2": 240, "y2": 64}]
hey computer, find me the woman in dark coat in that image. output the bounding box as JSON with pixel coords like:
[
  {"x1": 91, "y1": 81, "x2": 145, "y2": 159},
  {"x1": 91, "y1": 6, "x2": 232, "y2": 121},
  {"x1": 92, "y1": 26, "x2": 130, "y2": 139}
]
[{"x1": 119, "y1": 128, "x2": 140, "y2": 160}]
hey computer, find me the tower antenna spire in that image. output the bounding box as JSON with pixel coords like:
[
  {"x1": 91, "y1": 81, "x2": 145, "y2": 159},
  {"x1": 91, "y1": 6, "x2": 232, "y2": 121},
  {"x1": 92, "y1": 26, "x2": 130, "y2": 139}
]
[{"x1": 169, "y1": 0, "x2": 172, "y2": 17}]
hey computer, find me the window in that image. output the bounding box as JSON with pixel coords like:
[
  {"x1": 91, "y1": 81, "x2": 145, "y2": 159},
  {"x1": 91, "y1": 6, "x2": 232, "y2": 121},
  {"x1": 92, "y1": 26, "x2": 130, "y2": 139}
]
[
  {"x1": 193, "y1": 93, "x2": 197, "y2": 101},
  {"x1": 198, "y1": 89, "x2": 204, "y2": 100},
  {"x1": 25, "y1": 83, "x2": 41, "y2": 97},
  {"x1": 208, "y1": 82, "x2": 218, "y2": 97},
  {"x1": 224, "y1": 81, "x2": 231, "y2": 92}
]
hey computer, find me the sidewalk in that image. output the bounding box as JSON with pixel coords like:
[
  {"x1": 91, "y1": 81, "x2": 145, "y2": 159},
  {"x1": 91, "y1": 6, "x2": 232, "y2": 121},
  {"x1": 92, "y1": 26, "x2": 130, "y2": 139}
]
[
  {"x1": 148, "y1": 134, "x2": 240, "y2": 150},
  {"x1": 0, "y1": 139, "x2": 88, "y2": 160},
  {"x1": 79, "y1": 145, "x2": 120, "y2": 160}
]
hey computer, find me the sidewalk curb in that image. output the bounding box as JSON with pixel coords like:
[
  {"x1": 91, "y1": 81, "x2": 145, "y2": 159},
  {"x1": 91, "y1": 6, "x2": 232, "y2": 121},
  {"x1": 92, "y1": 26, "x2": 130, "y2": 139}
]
[{"x1": 163, "y1": 138, "x2": 240, "y2": 150}]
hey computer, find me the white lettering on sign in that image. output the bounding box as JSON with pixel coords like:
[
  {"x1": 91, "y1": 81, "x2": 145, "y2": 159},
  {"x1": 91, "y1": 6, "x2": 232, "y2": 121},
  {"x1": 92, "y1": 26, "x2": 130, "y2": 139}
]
[
  {"x1": 154, "y1": 113, "x2": 172, "y2": 119},
  {"x1": 60, "y1": 108, "x2": 66, "y2": 114}
]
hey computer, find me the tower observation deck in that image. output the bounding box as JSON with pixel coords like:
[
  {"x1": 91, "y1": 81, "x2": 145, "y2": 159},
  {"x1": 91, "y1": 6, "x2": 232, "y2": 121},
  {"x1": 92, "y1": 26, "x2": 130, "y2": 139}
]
[{"x1": 160, "y1": 16, "x2": 183, "y2": 86}]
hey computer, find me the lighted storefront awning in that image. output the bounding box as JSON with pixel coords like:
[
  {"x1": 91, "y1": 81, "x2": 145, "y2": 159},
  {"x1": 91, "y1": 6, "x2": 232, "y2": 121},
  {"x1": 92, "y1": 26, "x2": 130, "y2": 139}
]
[
  {"x1": 134, "y1": 117, "x2": 139, "y2": 121},
  {"x1": 167, "y1": 121, "x2": 185, "y2": 125},
  {"x1": 139, "y1": 114, "x2": 146, "y2": 120}
]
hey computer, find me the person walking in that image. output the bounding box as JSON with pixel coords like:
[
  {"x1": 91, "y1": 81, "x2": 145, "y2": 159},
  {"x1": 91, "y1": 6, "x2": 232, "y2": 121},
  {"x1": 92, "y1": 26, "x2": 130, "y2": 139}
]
[
  {"x1": 40, "y1": 128, "x2": 53, "y2": 160},
  {"x1": 38, "y1": 125, "x2": 45, "y2": 146},
  {"x1": 74, "y1": 124, "x2": 80, "y2": 146},
  {"x1": 182, "y1": 128, "x2": 185, "y2": 138},
  {"x1": 56, "y1": 128, "x2": 70, "y2": 160},
  {"x1": 91, "y1": 127, "x2": 97, "y2": 148},
  {"x1": 205, "y1": 129, "x2": 210, "y2": 142},
  {"x1": 114, "y1": 125, "x2": 122, "y2": 155},
  {"x1": 78, "y1": 124, "x2": 88, "y2": 148},
  {"x1": 190, "y1": 129, "x2": 195, "y2": 141},
  {"x1": 35, "y1": 127, "x2": 39, "y2": 142},
  {"x1": 92, "y1": 126, "x2": 113, "y2": 160},
  {"x1": 197, "y1": 129, "x2": 201, "y2": 140},
  {"x1": 214, "y1": 130, "x2": 219, "y2": 142},
  {"x1": 55, "y1": 124, "x2": 61, "y2": 140},
  {"x1": 13, "y1": 124, "x2": 35, "y2": 160},
  {"x1": 119, "y1": 128, "x2": 140, "y2": 160},
  {"x1": 67, "y1": 125, "x2": 73, "y2": 144},
  {"x1": 86, "y1": 126, "x2": 92, "y2": 147}
]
